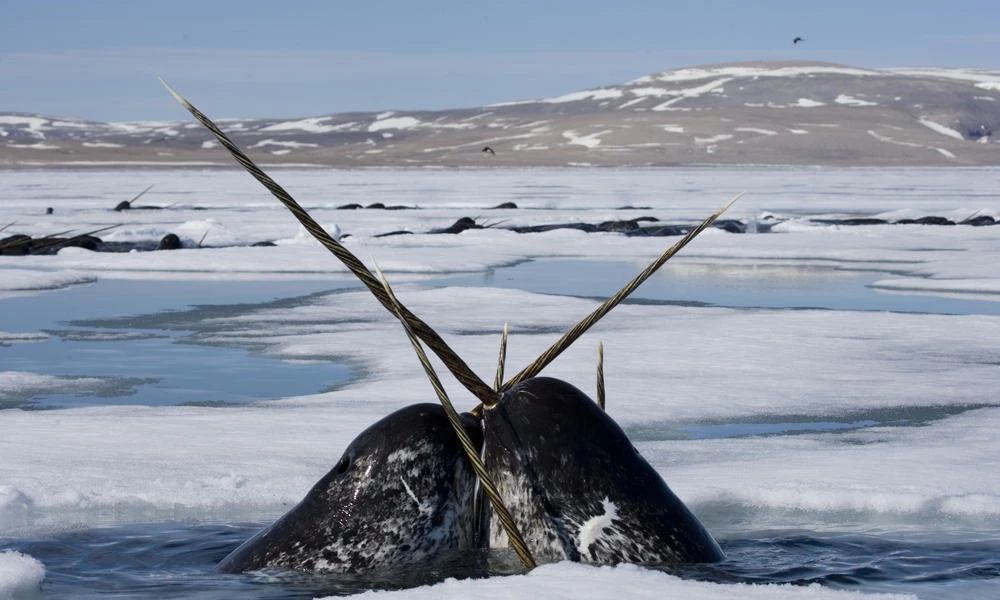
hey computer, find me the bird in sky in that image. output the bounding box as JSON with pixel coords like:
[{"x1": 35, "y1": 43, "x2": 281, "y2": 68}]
[{"x1": 793, "y1": 36, "x2": 804, "y2": 44}]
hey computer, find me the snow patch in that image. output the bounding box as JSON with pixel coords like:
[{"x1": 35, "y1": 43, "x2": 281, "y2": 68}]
[
  {"x1": 0, "y1": 116, "x2": 48, "y2": 139},
  {"x1": 918, "y1": 117, "x2": 964, "y2": 140},
  {"x1": 617, "y1": 97, "x2": 648, "y2": 110},
  {"x1": 835, "y1": 94, "x2": 878, "y2": 107},
  {"x1": 867, "y1": 130, "x2": 957, "y2": 159},
  {"x1": 337, "y1": 562, "x2": 915, "y2": 599},
  {"x1": 638, "y1": 65, "x2": 881, "y2": 84},
  {"x1": 890, "y1": 67, "x2": 1000, "y2": 91},
  {"x1": 734, "y1": 127, "x2": 777, "y2": 136},
  {"x1": 368, "y1": 117, "x2": 422, "y2": 132},
  {"x1": 544, "y1": 89, "x2": 624, "y2": 103},
  {"x1": 562, "y1": 130, "x2": 612, "y2": 149},
  {"x1": 250, "y1": 139, "x2": 319, "y2": 150},
  {"x1": 650, "y1": 78, "x2": 732, "y2": 111},
  {"x1": 793, "y1": 98, "x2": 825, "y2": 108},
  {"x1": 0, "y1": 269, "x2": 96, "y2": 293},
  {"x1": 259, "y1": 117, "x2": 340, "y2": 134},
  {"x1": 694, "y1": 134, "x2": 734, "y2": 144},
  {"x1": 6, "y1": 143, "x2": 59, "y2": 150}
]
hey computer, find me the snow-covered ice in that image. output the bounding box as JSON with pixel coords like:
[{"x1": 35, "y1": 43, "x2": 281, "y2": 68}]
[
  {"x1": 0, "y1": 167, "x2": 998, "y2": 597},
  {"x1": 340, "y1": 562, "x2": 915, "y2": 599}
]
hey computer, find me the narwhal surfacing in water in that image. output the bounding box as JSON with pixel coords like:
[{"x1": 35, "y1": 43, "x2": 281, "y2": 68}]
[
  {"x1": 164, "y1": 80, "x2": 734, "y2": 573},
  {"x1": 484, "y1": 377, "x2": 723, "y2": 563},
  {"x1": 217, "y1": 404, "x2": 485, "y2": 574}
]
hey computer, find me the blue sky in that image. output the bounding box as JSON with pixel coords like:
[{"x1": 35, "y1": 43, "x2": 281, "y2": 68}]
[{"x1": 2, "y1": 0, "x2": 998, "y2": 121}]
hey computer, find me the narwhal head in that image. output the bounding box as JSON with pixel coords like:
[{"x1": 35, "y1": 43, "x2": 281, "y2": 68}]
[{"x1": 218, "y1": 403, "x2": 484, "y2": 574}]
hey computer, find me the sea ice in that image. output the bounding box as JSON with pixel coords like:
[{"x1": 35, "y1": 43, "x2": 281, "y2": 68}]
[{"x1": 337, "y1": 562, "x2": 914, "y2": 599}]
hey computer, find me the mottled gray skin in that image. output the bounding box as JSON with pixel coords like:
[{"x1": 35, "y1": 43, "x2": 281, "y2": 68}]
[
  {"x1": 483, "y1": 377, "x2": 724, "y2": 565},
  {"x1": 218, "y1": 404, "x2": 484, "y2": 574}
]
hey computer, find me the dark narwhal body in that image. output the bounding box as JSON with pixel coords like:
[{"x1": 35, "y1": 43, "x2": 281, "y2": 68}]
[
  {"x1": 218, "y1": 404, "x2": 484, "y2": 574},
  {"x1": 483, "y1": 377, "x2": 723, "y2": 565}
]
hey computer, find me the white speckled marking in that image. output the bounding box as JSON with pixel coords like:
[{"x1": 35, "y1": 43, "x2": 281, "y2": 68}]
[
  {"x1": 576, "y1": 497, "x2": 619, "y2": 554},
  {"x1": 399, "y1": 476, "x2": 420, "y2": 507}
]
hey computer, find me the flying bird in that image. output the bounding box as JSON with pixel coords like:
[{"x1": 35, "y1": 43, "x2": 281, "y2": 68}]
[
  {"x1": 793, "y1": 37, "x2": 804, "y2": 44},
  {"x1": 482, "y1": 146, "x2": 496, "y2": 156}
]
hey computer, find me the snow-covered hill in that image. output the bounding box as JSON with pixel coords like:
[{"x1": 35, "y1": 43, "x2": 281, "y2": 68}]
[{"x1": 2, "y1": 61, "x2": 999, "y2": 166}]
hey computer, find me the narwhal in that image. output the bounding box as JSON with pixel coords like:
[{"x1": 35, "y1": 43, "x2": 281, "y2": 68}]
[
  {"x1": 217, "y1": 404, "x2": 486, "y2": 573},
  {"x1": 164, "y1": 81, "x2": 731, "y2": 573}
]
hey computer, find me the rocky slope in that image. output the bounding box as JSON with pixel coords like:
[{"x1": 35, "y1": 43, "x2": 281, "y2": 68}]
[{"x1": 2, "y1": 61, "x2": 999, "y2": 167}]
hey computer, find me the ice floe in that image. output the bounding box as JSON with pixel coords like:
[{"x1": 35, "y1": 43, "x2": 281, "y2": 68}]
[
  {"x1": 0, "y1": 167, "x2": 999, "y2": 598},
  {"x1": 0, "y1": 269, "x2": 96, "y2": 295},
  {"x1": 0, "y1": 331, "x2": 47, "y2": 345},
  {"x1": 338, "y1": 562, "x2": 914, "y2": 599},
  {"x1": 5, "y1": 143, "x2": 59, "y2": 150},
  {"x1": 651, "y1": 78, "x2": 732, "y2": 111}
]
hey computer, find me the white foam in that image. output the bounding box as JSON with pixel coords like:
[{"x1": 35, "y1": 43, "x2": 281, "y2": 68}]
[{"x1": 0, "y1": 551, "x2": 44, "y2": 600}]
